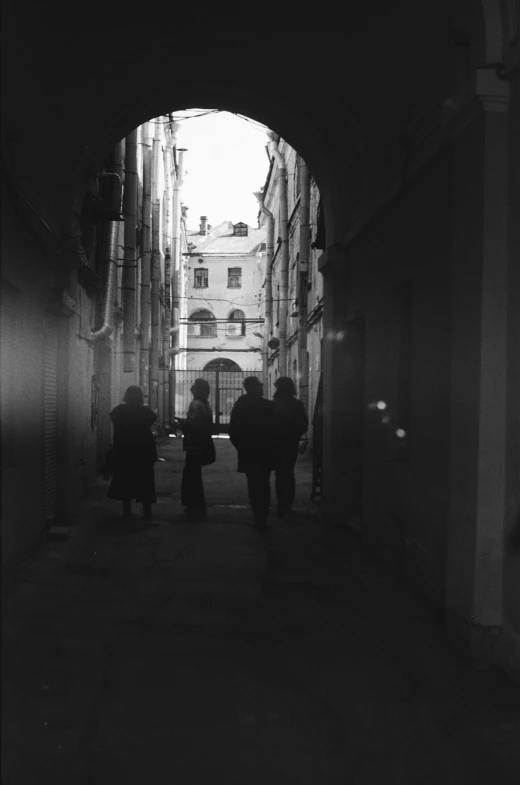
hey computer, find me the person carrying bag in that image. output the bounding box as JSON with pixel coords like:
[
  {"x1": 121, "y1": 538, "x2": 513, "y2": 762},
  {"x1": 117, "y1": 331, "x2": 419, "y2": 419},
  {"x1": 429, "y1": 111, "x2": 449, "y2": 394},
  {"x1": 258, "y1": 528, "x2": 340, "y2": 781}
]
[{"x1": 180, "y1": 378, "x2": 215, "y2": 518}]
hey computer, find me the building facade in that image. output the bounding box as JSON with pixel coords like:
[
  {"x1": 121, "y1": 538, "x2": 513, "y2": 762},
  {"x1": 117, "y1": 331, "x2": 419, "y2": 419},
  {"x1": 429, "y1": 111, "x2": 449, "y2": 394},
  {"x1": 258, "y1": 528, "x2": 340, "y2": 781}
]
[
  {"x1": 259, "y1": 140, "x2": 323, "y2": 433},
  {"x1": 183, "y1": 218, "x2": 266, "y2": 373}
]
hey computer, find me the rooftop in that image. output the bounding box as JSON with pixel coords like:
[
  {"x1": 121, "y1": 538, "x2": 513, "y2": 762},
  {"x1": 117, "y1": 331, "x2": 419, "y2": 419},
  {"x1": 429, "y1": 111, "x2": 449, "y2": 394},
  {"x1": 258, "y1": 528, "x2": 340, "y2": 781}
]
[{"x1": 186, "y1": 221, "x2": 266, "y2": 255}]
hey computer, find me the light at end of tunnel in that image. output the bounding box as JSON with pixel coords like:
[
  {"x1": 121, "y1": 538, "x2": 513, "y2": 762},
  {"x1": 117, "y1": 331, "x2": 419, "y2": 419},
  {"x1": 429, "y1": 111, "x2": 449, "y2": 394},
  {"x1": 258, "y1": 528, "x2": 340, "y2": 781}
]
[
  {"x1": 396, "y1": 428, "x2": 406, "y2": 438},
  {"x1": 376, "y1": 401, "x2": 387, "y2": 410}
]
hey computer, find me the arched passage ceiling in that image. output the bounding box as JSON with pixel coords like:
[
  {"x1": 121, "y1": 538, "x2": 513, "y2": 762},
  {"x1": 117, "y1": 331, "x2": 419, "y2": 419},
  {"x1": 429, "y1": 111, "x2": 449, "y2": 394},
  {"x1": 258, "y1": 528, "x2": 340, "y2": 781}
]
[{"x1": 2, "y1": 1, "x2": 499, "y2": 244}]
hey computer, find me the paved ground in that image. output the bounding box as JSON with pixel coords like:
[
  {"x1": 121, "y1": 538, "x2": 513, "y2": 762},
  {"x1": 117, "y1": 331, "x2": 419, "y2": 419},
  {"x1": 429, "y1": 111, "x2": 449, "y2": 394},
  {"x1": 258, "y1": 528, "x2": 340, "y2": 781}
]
[{"x1": 3, "y1": 437, "x2": 520, "y2": 785}]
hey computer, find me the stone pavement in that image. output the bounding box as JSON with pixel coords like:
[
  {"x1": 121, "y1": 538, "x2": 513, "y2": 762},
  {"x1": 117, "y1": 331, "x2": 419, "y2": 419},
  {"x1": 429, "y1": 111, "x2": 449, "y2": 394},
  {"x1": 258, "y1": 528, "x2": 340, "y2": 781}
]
[{"x1": 3, "y1": 437, "x2": 520, "y2": 785}]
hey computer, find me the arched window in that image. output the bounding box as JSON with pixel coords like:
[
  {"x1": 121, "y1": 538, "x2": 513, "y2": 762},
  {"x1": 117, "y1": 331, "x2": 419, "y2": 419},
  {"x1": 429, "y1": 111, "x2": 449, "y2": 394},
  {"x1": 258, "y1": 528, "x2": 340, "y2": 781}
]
[
  {"x1": 188, "y1": 309, "x2": 217, "y2": 337},
  {"x1": 227, "y1": 309, "x2": 246, "y2": 337}
]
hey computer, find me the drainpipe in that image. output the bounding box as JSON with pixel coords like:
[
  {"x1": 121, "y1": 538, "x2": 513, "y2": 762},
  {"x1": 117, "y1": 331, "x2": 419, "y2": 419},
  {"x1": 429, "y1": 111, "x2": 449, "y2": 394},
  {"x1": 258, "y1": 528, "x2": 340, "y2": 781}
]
[
  {"x1": 90, "y1": 139, "x2": 123, "y2": 343},
  {"x1": 122, "y1": 129, "x2": 138, "y2": 373},
  {"x1": 163, "y1": 122, "x2": 174, "y2": 424},
  {"x1": 298, "y1": 159, "x2": 310, "y2": 416},
  {"x1": 169, "y1": 125, "x2": 185, "y2": 423},
  {"x1": 170, "y1": 138, "x2": 186, "y2": 355},
  {"x1": 90, "y1": 220, "x2": 118, "y2": 341},
  {"x1": 267, "y1": 133, "x2": 288, "y2": 376},
  {"x1": 140, "y1": 122, "x2": 153, "y2": 401},
  {"x1": 254, "y1": 190, "x2": 273, "y2": 393},
  {"x1": 150, "y1": 117, "x2": 162, "y2": 413}
]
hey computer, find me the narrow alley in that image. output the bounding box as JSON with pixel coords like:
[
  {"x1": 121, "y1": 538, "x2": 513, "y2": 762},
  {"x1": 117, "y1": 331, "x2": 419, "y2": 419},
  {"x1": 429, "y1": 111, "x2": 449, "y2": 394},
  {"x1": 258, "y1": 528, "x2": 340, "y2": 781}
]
[{"x1": 3, "y1": 439, "x2": 520, "y2": 785}]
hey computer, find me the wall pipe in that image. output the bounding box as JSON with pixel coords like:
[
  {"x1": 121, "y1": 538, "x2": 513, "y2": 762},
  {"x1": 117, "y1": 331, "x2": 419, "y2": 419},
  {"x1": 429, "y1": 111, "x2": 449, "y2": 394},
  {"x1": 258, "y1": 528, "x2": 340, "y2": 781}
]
[
  {"x1": 254, "y1": 190, "x2": 274, "y2": 393},
  {"x1": 163, "y1": 121, "x2": 174, "y2": 424},
  {"x1": 90, "y1": 139, "x2": 123, "y2": 342},
  {"x1": 139, "y1": 122, "x2": 153, "y2": 401},
  {"x1": 90, "y1": 220, "x2": 118, "y2": 341},
  {"x1": 267, "y1": 134, "x2": 288, "y2": 376},
  {"x1": 297, "y1": 158, "x2": 311, "y2": 416},
  {"x1": 150, "y1": 117, "x2": 162, "y2": 413},
  {"x1": 122, "y1": 129, "x2": 138, "y2": 373},
  {"x1": 170, "y1": 138, "x2": 186, "y2": 352}
]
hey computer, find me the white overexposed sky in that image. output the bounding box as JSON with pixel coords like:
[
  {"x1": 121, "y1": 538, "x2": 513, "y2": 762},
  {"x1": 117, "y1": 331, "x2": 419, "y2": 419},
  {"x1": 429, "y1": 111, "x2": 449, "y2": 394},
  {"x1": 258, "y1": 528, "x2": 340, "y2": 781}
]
[{"x1": 172, "y1": 110, "x2": 271, "y2": 231}]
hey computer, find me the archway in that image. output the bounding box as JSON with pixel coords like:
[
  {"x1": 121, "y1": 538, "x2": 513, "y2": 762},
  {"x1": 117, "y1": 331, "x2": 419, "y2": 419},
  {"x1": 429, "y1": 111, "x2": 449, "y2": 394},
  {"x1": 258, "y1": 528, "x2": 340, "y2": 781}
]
[{"x1": 203, "y1": 358, "x2": 242, "y2": 372}]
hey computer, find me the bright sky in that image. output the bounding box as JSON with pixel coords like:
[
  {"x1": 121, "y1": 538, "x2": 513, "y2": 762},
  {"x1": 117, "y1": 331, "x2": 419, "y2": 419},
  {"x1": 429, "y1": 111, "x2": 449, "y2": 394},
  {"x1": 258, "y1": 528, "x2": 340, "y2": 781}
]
[{"x1": 173, "y1": 110, "x2": 270, "y2": 231}]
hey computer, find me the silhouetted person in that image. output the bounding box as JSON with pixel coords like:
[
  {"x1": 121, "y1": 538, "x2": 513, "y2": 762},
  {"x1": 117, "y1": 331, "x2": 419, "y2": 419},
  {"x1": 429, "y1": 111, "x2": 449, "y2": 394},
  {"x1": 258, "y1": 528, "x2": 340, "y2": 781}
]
[
  {"x1": 229, "y1": 376, "x2": 275, "y2": 531},
  {"x1": 272, "y1": 376, "x2": 308, "y2": 517},
  {"x1": 107, "y1": 385, "x2": 157, "y2": 519},
  {"x1": 181, "y1": 378, "x2": 215, "y2": 518}
]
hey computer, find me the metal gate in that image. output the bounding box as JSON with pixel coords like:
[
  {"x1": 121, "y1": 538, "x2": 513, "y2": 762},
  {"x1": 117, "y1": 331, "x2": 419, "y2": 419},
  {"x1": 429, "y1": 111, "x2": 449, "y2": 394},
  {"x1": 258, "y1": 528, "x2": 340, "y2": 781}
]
[
  {"x1": 175, "y1": 369, "x2": 259, "y2": 433},
  {"x1": 43, "y1": 319, "x2": 58, "y2": 522}
]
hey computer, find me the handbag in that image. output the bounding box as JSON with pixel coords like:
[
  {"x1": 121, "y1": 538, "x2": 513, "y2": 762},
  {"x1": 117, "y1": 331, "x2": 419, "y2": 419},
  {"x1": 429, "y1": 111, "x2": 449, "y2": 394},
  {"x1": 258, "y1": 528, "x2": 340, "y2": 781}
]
[{"x1": 185, "y1": 437, "x2": 216, "y2": 466}]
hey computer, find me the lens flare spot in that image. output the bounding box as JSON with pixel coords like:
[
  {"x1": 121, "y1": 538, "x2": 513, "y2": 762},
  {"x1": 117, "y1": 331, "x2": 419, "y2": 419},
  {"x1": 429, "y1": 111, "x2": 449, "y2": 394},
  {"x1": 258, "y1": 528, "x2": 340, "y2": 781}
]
[
  {"x1": 396, "y1": 428, "x2": 406, "y2": 438},
  {"x1": 376, "y1": 401, "x2": 387, "y2": 410},
  {"x1": 382, "y1": 416, "x2": 391, "y2": 424}
]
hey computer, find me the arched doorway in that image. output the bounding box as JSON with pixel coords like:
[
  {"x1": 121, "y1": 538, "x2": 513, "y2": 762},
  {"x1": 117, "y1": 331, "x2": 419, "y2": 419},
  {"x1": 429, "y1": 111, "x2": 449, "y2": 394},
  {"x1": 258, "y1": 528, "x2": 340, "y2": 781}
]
[{"x1": 203, "y1": 358, "x2": 242, "y2": 372}]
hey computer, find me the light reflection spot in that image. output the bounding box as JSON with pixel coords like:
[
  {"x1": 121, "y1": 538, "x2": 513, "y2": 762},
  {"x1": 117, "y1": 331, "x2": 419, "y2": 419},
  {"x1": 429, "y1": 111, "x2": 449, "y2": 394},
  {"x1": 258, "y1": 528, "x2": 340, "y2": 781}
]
[
  {"x1": 376, "y1": 401, "x2": 387, "y2": 410},
  {"x1": 396, "y1": 428, "x2": 406, "y2": 438}
]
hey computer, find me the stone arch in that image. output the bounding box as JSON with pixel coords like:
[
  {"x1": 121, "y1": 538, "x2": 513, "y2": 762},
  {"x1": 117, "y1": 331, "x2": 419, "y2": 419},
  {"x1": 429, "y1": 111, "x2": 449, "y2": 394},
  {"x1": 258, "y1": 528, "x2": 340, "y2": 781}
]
[
  {"x1": 203, "y1": 358, "x2": 241, "y2": 372},
  {"x1": 71, "y1": 73, "x2": 350, "y2": 250}
]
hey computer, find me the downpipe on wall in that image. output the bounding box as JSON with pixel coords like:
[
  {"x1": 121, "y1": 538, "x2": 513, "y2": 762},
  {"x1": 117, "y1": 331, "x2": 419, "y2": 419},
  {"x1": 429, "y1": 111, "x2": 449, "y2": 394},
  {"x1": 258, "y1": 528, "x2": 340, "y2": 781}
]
[
  {"x1": 298, "y1": 158, "x2": 310, "y2": 415},
  {"x1": 90, "y1": 220, "x2": 118, "y2": 341},
  {"x1": 170, "y1": 141, "x2": 185, "y2": 356},
  {"x1": 163, "y1": 122, "x2": 174, "y2": 425},
  {"x1": 140, "y1": 122, "x2": 153, "y2": 402},
  {"x1": 254, "y1": 190, "x2": 274, "y2": 392},
  {"x1": 268, "y1": 134, "x2": 289, "y2": 376},
  {"x1": 90, "y1": 142, "x2": 123, "y2": 342},
  {"x1": 150, "y1": 118, "x2": 161, "y2": 413},
  {"x1": 122, "y1": 129, "x2": 138, "y2": 373},
  {"x1": 169, "y1": 127, "x2": 185, "y2": 422}
]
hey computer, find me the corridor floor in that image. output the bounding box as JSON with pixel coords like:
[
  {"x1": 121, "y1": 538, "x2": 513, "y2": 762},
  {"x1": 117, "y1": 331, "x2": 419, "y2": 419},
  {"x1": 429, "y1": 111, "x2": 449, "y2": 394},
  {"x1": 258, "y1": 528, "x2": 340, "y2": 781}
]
[{"x1": 3, "y1": 438, "x2": 520, "y2": 784}]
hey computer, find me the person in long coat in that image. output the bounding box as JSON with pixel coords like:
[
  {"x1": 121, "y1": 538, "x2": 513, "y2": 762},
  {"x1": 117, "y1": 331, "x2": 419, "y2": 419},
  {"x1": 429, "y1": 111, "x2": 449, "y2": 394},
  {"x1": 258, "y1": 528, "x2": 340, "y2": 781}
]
[
  {"x1": 272, "y1": 376, "x2": 308, "y2": 517},
  {"x1": 107, "y1": 385, "x2": 157, "y2": 518},
  {"x1": 181, "y1": 378, "x2": 215, "y2": 518},
  {"x1": 229, "y1": 376, "x2": 276, "y2": 530}
]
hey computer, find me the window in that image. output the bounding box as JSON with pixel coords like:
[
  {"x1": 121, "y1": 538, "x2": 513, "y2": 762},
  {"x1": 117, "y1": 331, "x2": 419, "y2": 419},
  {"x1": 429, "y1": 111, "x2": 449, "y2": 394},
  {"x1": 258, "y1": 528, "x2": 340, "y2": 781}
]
[
  {"x1": 194, "y1": 268, "x2": 208, "y2": 288},
  {"x1": 227, "y1": 309, "x2": 246, "y2": 337},
  {"x1": 188, "y1": 309, "x2": 217, "y2": 337},
  {"x1": 233, "y1": 222, "x2": 248, "y2": 236},
  {"x1": 228, "y1": 267, "x2": 242, "y2": 288}
]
